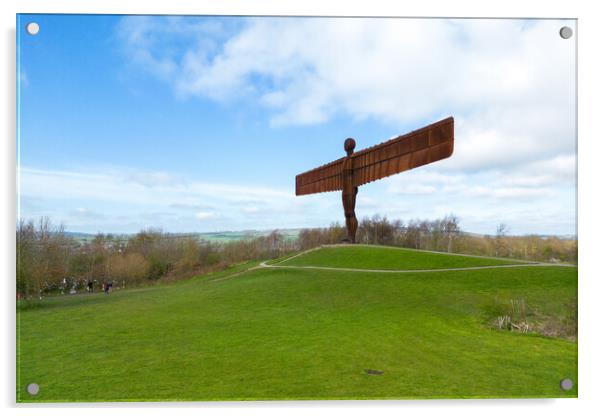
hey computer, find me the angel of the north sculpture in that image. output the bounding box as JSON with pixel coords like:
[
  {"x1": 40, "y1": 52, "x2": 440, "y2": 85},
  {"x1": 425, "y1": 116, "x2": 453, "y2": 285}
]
[{"x1": 295, "y1": 117, "x2": 454, "y2": 243}]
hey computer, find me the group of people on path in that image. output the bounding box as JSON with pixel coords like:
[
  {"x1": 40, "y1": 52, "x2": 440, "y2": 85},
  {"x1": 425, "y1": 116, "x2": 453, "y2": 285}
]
[{"x1": 86, "y1": 280, "x2": 113, "y2": 294}]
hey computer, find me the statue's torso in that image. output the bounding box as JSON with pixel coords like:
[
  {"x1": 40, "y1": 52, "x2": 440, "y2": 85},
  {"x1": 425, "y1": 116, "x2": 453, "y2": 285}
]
[{"x1": 342, "y1": 156, "x2": 354, "y2": 195}]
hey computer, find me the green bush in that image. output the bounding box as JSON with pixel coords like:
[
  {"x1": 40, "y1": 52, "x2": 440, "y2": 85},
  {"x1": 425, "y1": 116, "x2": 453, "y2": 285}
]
[{"x1": 147, "y1": 256, "x2": 169, "y2": 280}]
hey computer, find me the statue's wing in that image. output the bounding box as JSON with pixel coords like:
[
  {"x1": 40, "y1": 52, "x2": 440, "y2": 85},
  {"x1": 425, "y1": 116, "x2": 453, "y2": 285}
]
[
  {"x1": 295, "y1": 157, "x2": 345, "y2": 196},
  {"x1": 352, "y1": 117, "x2": 454, "y2": 187}
]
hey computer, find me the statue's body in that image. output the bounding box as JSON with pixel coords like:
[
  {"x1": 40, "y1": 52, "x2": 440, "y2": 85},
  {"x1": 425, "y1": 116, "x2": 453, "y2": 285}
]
[
  {"x1": 295, "y1": 117, "x2": 455, "y2": 243},
  {"x1": 342, "y1": 139, "x2": 359, "y2": 242}
]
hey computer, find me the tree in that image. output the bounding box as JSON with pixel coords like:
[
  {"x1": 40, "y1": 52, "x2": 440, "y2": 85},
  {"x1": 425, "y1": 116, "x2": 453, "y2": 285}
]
[
  {"x1": 176, "y1": 237, "x2": 201, "y2": 273},
  {"x1": 443, "y1": 215, "x2": 461, "y2": 253},
  {"x1": 16, "y1": 219, "x2": 35, "y2": 296},
  {"x1": 495, "y1": 223, "x2": 509, "y2": 257},
  {"x1": 16, "y1": 217, "x2": 73, "y2": 298}
]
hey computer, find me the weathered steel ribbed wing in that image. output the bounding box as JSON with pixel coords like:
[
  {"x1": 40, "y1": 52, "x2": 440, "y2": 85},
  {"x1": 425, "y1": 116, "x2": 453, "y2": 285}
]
[
  {"x1": 295, "y1": 157, "x2": 345, "y2": 196},
  {"x1": 295, "y1": 117, "x2": 454, "y2": 196},
  {"x1": 351, "y1": 117, "x2": 454, "y2": 187}
]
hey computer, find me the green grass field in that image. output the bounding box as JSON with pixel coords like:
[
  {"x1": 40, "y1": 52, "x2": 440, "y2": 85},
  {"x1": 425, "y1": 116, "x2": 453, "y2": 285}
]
[
  {"x1": 279, "y1": 245, "x2": 531, "y2": 270},
  {"x1": 17, "y1": 246, "x2": 577, "y2": 402}
]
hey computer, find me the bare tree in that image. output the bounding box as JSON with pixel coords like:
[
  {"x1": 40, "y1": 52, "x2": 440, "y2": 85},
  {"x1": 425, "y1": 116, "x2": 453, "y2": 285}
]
[
  {"x1": 443, "y1": 215, "x2": 461, "y2": 253},
  {"x1": 16, "y1": 219, "x2": 35, "y2": 296},
  {"x1": 495, "y1": 223, "x2": 509, "y2": 257}
]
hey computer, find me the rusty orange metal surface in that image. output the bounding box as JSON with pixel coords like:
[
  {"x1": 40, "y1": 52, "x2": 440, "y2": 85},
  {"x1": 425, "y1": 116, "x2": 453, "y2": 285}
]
[{"x1": 295, "y1": 116, "x2": 454, "y2": 242}]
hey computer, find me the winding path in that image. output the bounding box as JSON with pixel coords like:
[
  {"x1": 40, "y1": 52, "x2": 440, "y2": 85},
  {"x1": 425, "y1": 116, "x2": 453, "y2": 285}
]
[
  {"x1": 209, "y1": 245, "x2": 576, "y2": 283},
  {"x1": 258, "y1": 261, "x2": 575, "y2": 274}
]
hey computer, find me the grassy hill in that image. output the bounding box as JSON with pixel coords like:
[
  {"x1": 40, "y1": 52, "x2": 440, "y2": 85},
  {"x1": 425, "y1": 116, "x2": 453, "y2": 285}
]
[
  {"x1": 17, "y1": 246, "x2": 577, "y2": 402},
  {"x1": 279, "y1": 245, "x2": 531, "y2": 270}
]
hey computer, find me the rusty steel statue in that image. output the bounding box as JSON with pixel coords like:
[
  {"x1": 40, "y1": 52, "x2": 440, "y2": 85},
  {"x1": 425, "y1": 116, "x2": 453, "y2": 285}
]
[{"x1": 295, "y1": 117, "x2": 454, "y2": 243}]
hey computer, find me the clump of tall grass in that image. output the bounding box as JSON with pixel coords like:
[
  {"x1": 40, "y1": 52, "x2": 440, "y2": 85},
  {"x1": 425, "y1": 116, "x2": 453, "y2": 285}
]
[
  {"x1": 510, "y1": 298, "x2": 527, "y2": 321},
  {"x1": 486, "y1": 297, "x2": 576, "y2": 340},
  {"x1": 495, "y1": 315, "x2": 512, "y2": 330},
  {"x1": 488, "y1": 298, "x2": 532, "y2": 333}
]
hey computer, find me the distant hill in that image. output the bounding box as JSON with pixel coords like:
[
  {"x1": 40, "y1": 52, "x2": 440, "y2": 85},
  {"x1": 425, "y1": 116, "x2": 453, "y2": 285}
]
[
  {"x1": 65, "y1": 229, "x2": 302, "y2": 244},
  {"x1": 65, "y1": 229, "x2": 575, "y2": 244}
]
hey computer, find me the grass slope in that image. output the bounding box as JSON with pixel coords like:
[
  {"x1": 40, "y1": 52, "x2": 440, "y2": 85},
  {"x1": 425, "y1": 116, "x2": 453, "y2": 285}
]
[
  {"x1": 280, "y1": 245, "x2": 530, "y2": 270},
  {"x1": 17, "y1": 248, "x2": 576, "y2": 402}
]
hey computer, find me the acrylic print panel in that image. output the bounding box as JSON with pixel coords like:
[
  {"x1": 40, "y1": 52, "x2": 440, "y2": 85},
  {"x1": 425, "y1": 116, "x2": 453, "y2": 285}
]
[{"x1": 16, "y1": 14, "x2": 577, "y2": 402}]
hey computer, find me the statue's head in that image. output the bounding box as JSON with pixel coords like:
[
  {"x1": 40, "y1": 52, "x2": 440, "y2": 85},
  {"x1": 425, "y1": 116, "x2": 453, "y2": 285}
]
[{"x1": 344, "y1": 138, "x2": 356, "y2": 155}]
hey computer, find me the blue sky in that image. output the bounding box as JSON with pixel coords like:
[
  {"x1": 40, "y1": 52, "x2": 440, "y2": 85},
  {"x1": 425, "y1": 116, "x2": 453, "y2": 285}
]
[{"x1": 17, "y1": 15, "x2": 576, "y2": 235}]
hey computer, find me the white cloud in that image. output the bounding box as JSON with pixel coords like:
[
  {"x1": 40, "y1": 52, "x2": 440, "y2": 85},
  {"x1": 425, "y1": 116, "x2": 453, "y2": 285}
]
[
  {"x1": 385, "y1": 162, "x2": 567, "y2": 201},
  {"x1": 17, "y1": 165, "x2": 322, "y2": 233},
  {"x1": 126, "y1": 170, "x2": 183, "y2": 187},
  {"x1": 390, "y1": 184, "x2": 438, "y2": 195},
  {"x1": 71, "y1": 207, "x2": 105, "y2": 219},
  {"x1": 18, "y1": 164, "x2": 575, "y2": 235},
  {"x1": 116, "y1": 17, "x2": 575, "y2": 181},
  {"x1": 464, "y1": 185, "x2": 554, "y2": 199},
  {"x1": 195, "y1": 211, "x2": 216, "y2": 220}
]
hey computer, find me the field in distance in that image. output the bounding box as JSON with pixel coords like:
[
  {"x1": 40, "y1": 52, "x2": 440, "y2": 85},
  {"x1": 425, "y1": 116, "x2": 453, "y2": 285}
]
[
  {"x1": 67, "y1": 229, "x2": 300, "y2": 244},
  {"x1": 17, "y1": 245, "x2": 576, "y2": 401}
]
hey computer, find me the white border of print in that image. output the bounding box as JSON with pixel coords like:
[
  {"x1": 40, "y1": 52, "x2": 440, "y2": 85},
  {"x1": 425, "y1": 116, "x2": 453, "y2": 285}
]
[{"x1": 2, "y1": 1, "x2": 600, "y2": 416}]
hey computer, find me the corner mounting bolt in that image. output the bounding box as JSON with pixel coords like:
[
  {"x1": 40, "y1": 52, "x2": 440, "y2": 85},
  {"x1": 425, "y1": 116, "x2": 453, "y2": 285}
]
[
  {"x1": 26, "y1": 22, "x2": 40, "y2": 36},
  {"x1": 559, "y1": 26, "x2": 573, "y2": 39},
  {"x1": 26, "y1": 383, "x2": 39, "y2": 395}
]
